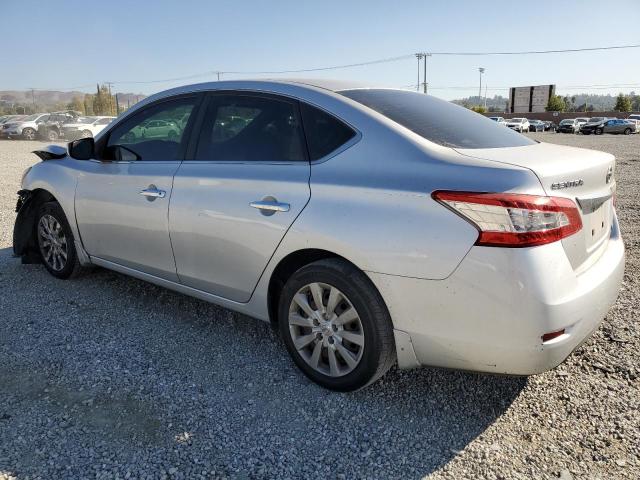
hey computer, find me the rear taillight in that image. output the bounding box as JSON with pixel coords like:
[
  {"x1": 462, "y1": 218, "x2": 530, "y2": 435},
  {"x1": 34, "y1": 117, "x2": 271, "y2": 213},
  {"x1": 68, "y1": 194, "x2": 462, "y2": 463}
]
[{"x1": 432, "y1": 191, "x2": 582, "y2": 248}]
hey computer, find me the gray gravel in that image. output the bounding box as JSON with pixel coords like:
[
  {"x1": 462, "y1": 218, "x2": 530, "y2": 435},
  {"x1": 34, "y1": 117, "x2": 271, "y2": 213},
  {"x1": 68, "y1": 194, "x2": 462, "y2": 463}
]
[{"x1": 0, "y1": 133, "x2": 638, "y2": 480}]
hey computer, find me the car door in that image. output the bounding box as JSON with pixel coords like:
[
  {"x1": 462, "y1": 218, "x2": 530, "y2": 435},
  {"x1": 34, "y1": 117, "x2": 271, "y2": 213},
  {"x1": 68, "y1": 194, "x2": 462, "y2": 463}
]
[
  {"x1": 74, "y1": 94, "x2": 202, "y2": 281},
  {"x1": 169, "y1": 92, "x2": 311, "y2": 302}
]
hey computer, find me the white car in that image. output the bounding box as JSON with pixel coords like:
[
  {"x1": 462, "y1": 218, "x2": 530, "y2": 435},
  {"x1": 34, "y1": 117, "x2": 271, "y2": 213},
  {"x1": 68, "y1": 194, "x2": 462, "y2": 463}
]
[
  {"x1": 505, "y1": 117, "x2": 530, "y2": 133},
  {"x1": 0, "y1": 113, "x2": 50, "y2": 140},
  {"x1": 488, "y1": 116, "x2": 507, "y2": 125},
  {"x1": 61, "y1": 116, "x2": 115, "y2": 140}
]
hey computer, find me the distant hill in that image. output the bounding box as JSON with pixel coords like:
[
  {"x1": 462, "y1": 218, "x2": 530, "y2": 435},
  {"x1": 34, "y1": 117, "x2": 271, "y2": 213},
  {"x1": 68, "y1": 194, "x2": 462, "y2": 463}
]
[{"x1": 0, "y1": 90, "x2": 146, "y2": 111}]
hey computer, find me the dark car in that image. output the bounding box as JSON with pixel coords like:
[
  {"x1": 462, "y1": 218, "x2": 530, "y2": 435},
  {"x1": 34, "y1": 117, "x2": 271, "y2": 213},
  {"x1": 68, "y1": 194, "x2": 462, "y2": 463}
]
[
  {"x1": 543, "y1": 121, "x2": 557, "y2": 132},
  {"x1": 528, "y1": 120, "x2": 545, "y2": 132},
  {"x1": 37, "y1": 113, "x2": 77, "y2": 141},
  {"x1": 580, "y1": 117, "x2": 611, "y2": 135}
]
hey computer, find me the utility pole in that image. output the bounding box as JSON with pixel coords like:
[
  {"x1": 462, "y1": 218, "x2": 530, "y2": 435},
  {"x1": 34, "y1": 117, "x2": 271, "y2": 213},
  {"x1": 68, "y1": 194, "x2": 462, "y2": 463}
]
[
  {"x1": 115, "y1": 92, "x2": 120, "y2": 115},
  {"x1": 29, "y1": 88, "x2": 36, "y2": 112},
  {"x1": 422, "y1": 53, "x2": 431, "y2": 94},
  {"x1": 415, "y1": 53, "x2": 423, "y2": 92},
  {"x1": 216, "y1": 71, "x2": 221, "y2": 81},
  {"x1": 478, "y1": 68, "x2": 485, "y2": 106},
  {"x1": 484, "y1": 84, "x2": 488, "y2": 109},
  {"x1": 105, "y1": 82, "x2": 115, "y2": 115}
]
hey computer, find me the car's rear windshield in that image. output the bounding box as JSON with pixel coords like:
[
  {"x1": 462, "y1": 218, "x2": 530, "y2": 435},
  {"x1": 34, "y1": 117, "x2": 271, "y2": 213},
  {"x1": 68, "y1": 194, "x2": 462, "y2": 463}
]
[{"x1": 339, "y1": 89, "x2": 534, "y2": 149}]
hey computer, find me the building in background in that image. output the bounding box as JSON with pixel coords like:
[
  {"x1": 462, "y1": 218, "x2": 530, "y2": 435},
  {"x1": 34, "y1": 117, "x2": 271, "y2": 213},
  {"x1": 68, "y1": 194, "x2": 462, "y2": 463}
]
[{"x1": 508, "y1": 85, "x2": 556, "y2": 113}]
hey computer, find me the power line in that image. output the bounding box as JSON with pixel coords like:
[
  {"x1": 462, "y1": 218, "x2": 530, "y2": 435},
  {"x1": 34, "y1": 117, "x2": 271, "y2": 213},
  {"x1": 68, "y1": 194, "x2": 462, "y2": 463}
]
[
  {"x1": 427, "y1": 43, "x2": 640, "y2": 56},
  {"x1": 16, "y1": 43, "x2": 640, "y2": 91}
]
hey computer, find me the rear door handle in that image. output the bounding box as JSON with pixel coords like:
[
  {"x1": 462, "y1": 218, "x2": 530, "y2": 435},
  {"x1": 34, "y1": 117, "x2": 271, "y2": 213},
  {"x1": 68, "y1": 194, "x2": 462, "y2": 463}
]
[
  {"x1": 139, "y1": 185, "x2": 166, "y2": 199},
  {"x1": 250, "y1": 200, "x2": 290, "y2": 213}
]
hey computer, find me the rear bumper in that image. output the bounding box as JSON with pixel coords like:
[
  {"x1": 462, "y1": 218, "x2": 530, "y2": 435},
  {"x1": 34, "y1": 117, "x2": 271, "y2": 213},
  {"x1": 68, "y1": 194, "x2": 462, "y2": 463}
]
[{"x1": 369, "y1": 213, "x2": 624, "y2": 375}]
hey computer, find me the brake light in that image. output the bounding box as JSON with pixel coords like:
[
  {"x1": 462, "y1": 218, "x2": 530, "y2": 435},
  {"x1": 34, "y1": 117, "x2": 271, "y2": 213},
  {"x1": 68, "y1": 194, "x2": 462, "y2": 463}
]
[{"x1": 432, "y1": 191, "x2": 582, "y2": 247}]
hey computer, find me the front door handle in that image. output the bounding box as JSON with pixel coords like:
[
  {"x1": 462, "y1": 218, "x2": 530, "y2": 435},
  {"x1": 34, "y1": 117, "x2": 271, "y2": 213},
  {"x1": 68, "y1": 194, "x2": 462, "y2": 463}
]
[
  {"x1": 250, "y1": 199, "x2": 290, "y2": 213},
  {"x1": 139, "y1": 185, "x2": 166, "y2": 199}
]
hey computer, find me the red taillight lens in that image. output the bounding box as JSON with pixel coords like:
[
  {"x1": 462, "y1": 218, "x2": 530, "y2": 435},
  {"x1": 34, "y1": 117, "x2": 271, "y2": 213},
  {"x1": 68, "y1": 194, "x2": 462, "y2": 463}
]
[
  {"x1": 542, "y1": 329, "x2": 566, "y2": 342},
  {"x1": 432, "y1": 191, "x2": 582, "y2": 248}
]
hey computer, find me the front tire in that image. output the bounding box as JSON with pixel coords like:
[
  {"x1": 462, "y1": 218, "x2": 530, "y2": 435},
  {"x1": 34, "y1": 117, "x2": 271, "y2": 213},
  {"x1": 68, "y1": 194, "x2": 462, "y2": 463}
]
[
  {"x1": 22, "y1": 128, "x2": 36, "y2": 140},
  {"x1": 81, "y1": 130, "x2": 93, "y2": 139},
  {"x1": 624, "y1": 128, "x2": 631, "y2": 135},
  {"x1": 278, "y1": 259, "x2": 395, "y2": 391},
  {"x1": 596, "y1": 128, "x2": 604, "y2": 135},
  {"x1": 47, "y1": 129, "x2": 59, "y2": 141},
  {"x1": 35, "y1": 202, "x2": 83, "y2": 279}
]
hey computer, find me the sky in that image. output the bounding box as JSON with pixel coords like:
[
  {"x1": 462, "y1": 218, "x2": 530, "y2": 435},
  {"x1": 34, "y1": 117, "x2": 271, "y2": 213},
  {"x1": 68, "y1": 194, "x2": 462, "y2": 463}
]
[{"x1": 2, "y1": 0, "x2": 640, "y2": 100}]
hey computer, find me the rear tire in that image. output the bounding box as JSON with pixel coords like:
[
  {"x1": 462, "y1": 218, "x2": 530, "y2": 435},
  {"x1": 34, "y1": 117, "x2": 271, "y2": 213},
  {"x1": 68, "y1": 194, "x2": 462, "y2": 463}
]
[
  {"x1": 81, "y1": 130, "x2": 93, "y2": 139},
  {"x1": 47, "y1": 129, "x2": 59, "y2": 141},
  {"x1": 35, "y1": 202, "x2": 84, "y2": 279},
  {"x1": 278, "y1": 258, "x2": 395, "y2": 391},
  {"x1": 596, "y1": 128, "x2": 604, "y2": 135}
]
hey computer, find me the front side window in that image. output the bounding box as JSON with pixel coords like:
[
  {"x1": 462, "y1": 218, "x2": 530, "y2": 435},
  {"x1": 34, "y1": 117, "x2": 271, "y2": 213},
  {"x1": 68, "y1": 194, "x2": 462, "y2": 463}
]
[
  {"x1": 340, "y1": 89, "x2": 535, "y2": 149},
  {"x1": 300, "y1": 103, "x2": 356, "y2": 160},
  {"x1": 104, "y1": 96, "x2": 197, "y2": 161},
  {"x1": 196, "y1": 94, "x2": 306, "y2": 162}
]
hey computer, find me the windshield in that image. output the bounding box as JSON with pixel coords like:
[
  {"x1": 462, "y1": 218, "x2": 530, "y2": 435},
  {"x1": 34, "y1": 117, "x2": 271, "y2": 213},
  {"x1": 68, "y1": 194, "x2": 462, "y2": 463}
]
[
  {"x1": 22, "y1": 114, "x2": 41, "y2": 121},
  {"x1": 339, "y1": 89, "x2": 534, "y2": 149},
  {"x1": 560, "y1": 119, "x2": 574, "y2": 125},
  {"x1": 510, "y1": 118, "x2": 524, "y2": 122},
  {"x1": 589, "y1": 117, "x2": 605, "y2": 123}
]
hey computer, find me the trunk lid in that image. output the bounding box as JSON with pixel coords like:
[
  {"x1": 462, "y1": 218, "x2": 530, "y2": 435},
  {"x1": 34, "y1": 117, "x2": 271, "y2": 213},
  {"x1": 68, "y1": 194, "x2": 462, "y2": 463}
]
[{"x1": 455, "y1": 142, "x2": 616, "y2": 271}]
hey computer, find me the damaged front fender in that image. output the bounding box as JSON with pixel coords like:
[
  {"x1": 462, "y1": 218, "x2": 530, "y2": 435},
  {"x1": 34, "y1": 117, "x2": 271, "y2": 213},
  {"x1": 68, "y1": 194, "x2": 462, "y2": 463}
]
[{"x1": 13, "y1": 189, "x2": 42, "y2": 264}]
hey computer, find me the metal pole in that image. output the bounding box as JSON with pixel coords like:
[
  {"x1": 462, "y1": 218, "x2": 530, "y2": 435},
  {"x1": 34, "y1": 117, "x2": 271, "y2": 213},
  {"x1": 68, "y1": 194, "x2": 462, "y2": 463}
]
[
  {"x1": 423, "y1": 54, "x2": 427, "y2": 94},
  {"x1": 478, "y1": 68, "x2": 485, "y2": 106},
  {"x1": 415, "y1": 53, "x2": 423, "y2": 92},
  {"x1": 422, "y1": 53, "x2": 431, "y2": 94},
  {"x1": 30, "y1": 88, "x2": 36, "y2": 111}
]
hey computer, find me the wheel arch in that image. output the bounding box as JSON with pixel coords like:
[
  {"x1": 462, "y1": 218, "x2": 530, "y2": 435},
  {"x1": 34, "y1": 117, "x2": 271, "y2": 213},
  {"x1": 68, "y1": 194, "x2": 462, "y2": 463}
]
[
  {"x1": 266, "y1": 248, "x2": 379, "y2": 326},
  {"x1": 13, "y1": 188, "x2": 60, "y2": 262}
]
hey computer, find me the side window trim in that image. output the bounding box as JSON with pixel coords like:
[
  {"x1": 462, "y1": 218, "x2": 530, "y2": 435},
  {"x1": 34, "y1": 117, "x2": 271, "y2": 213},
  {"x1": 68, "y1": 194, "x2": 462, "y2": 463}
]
[
  {"x1": 187, "y1": 90, "x2": 309, "y2": 164},
  {"x1": 95, "y1": 92, "x2": 204, "y2": 162}
]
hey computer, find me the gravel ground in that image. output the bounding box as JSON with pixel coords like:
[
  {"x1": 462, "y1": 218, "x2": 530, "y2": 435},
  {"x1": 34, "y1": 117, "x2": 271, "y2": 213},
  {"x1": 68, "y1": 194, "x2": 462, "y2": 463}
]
[{"x1": 0, "y1": 133, "x2": 638, "y2": 480}]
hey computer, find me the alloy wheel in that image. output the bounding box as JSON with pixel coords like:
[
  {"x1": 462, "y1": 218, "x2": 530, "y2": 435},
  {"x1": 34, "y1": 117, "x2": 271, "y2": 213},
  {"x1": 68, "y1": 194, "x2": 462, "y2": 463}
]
[
  {"x1": 288, "y1": 282, "x2": 365, "y2": 377},
  {"x1": 37, "y1": 214, "x2": 68, "y2": 272}
]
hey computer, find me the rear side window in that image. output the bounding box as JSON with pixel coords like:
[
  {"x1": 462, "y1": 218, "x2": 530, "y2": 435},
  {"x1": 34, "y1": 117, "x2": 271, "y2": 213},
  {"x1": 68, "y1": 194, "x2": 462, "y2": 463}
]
[
  {"x1": 196, "y1": 94, "x2": 306, "y2": 162},
  {"x1": 340, "y1": 89, "x2": 535, "y2": 149},
  {"x1": 300, "y1": 103, "x2": 356, "y2": 160}
]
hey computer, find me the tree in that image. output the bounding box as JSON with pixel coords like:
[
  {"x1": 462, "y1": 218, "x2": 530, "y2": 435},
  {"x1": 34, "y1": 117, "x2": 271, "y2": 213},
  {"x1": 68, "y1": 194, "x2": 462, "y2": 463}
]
[
  {"x1": 470, "y1": 105, "x2": 487, "y2": 113},
  {"x1": 67, "y1": 96, "x2": 85, "y2": 114},
  {"x1": 92, "y1": 84, "x2": 115, "y2": 115},
  {"x1": 545, "y1": 95, "x2": 565, "y2": 112},
  {"x1": 614, "y1": 93, "x2": 632, "y2": 112}
]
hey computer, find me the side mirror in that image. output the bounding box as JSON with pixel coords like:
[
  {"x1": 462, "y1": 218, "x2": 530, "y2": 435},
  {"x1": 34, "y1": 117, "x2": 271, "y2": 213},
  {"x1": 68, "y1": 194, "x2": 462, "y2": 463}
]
[{"x1": 68, "y1": 137, "x2": 95, "y2": 160}]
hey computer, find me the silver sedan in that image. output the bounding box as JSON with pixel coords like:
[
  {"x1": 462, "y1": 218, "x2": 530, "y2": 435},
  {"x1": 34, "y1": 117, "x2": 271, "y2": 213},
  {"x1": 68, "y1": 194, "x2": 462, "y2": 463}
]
[{"x1": 14, "y1": 80, "x2": 624, "y2": 391}]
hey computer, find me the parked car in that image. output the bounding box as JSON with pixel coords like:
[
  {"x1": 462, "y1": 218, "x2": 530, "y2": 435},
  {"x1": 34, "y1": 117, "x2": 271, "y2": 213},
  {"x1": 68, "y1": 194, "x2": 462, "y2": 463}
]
[
  {"x1": 624, "y1": 117, "x2": 640, "y2": 132},
  {"x1": 557, "y1": 119, "x2": 580, "y2": 133},
  {"x1": 505, "y1": 117, "x2": 529, "y2": 133},
  {"x1": 0, "y1": 114, "x2": 26, "y2": 125},
  {"x1": 580, "y1": 117, "x2": 612, "y2": 135},
  {"x1": 598, "y1": 119, "x2": 636, "y2": 135},
  {"x1": 14, "y1": 80, "x2": 624, "y2": 391},
  {"x1": 0, "y1": 113, "x2": 50, "y2": 140},
  {"x1": 528, "y1": 120, "x2": 545, "y2": 132},
  {"x1": 61, "y1": 116, "x2": 115, "y2": 140},
  {"x1": 543, "y1": 121, "x2": 557, "y2": 132},
  {"x1": 123, "y1": 118, "x2": 181, "y2": 143},
  {"x1": 627, "y1": 114, "x2": 640, "y2": 121},
  {"x1": 37, "y1": 113, "x2": 77, "y2": 141},
  {"x1": 575, "y1": 117, "x2": 590, "y2": 126},
  {"x1": 488, "y1": 116, "x2": 506, "y2": 125}
]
